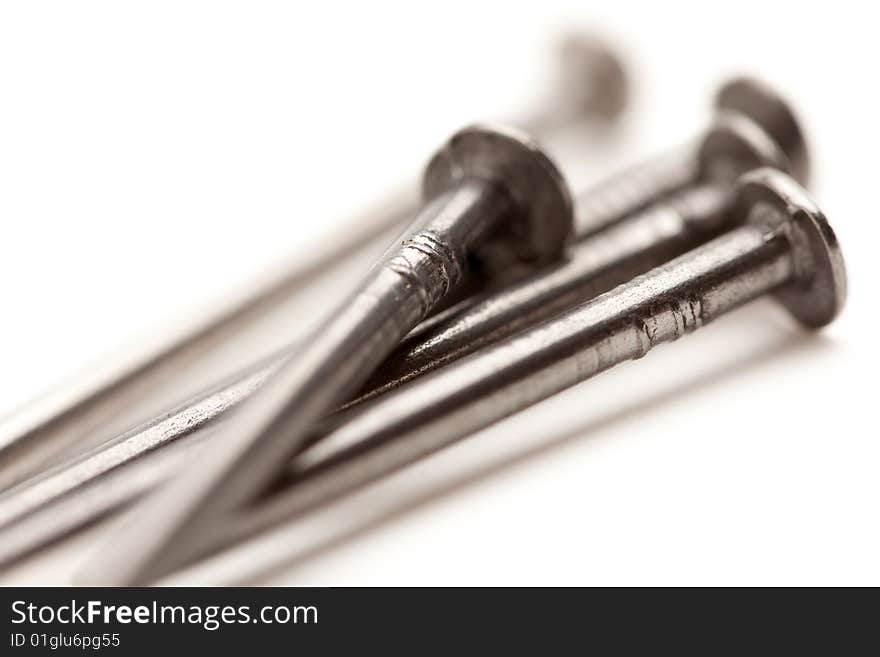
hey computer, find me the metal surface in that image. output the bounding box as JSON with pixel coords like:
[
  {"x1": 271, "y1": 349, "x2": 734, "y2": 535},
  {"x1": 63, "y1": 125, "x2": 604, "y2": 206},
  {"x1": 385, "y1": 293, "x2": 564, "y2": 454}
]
[
  {"x1": 0, "y1": 34, "x2": 626, "y2": 493},
  {"x1": 350, "y1": 109, "x2": 799, "y2": 404},
  {"x1": 357, "y1": 76, "x2": 811, "y2": 400},
  {"x1": 79, "y1": 168, "x2": 848, "y2": 582},
  {"x1": 0, "y1": 79, "x2": 808, "y2": 567},
  {"x1": 0, "y1": 158, "x2": 695, "y2": 568},
  {"x1": 714, "y1": 77, "x2": 809, "y2": 185},
  {"x1": 78, "y1": 124, "x2": 574, "y2": 586}
]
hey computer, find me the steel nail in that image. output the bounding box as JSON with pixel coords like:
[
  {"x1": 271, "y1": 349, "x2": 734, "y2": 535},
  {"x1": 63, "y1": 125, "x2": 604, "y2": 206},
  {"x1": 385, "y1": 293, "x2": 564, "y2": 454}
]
[
  {"x1": 0, "y1": 79, "x2": 807, "y2": 567},
  {"x1": 77, "y1": 123, "x2": 574, "y2": 585},
  {"x1": 0, "y1": 34, "x2": 625, "y2": 492},
  {"x1": 143, "y1": 168, "x2": 847, "y2": 578},
  {"x1": 351, "y1": 95, "x2": 805, "y2": 404}
]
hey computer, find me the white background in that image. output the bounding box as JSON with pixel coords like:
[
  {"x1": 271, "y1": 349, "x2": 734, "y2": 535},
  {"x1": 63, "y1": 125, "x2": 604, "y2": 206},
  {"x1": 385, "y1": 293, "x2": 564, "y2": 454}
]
[{"x1": 0, "y1": 1, "x2": 877, "y2": 585}]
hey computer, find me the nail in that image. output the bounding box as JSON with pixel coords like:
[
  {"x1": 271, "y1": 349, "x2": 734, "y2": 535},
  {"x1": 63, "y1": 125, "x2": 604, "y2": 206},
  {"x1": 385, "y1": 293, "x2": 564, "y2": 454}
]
[
  {"x1": 77, "y1": 123, "x2": 574, "y2": 585},
  {"x1": 351, "y1": 97, "x2": 804, "y2": 404},
  {"x1": 148, "y1": 168, "x2": 846, "y2": 578},
  {"x1": 0, "y1": 34, "x2": 624, "y2": 492},
  {"x1": 0, "y1": 79, "x2": 806, "y2": 566}
]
